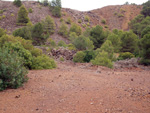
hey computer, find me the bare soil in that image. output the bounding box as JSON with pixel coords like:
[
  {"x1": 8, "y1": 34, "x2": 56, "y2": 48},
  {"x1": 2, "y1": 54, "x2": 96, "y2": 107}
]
[{"x1": 0, "y1": 62, "x2": 150, "y2": 113}]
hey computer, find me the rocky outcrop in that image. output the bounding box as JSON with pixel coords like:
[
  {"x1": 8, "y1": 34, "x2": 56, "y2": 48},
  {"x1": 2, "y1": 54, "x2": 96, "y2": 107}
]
[{"x1": 51, "y1": 47, "x2": 76, "y2": 60}]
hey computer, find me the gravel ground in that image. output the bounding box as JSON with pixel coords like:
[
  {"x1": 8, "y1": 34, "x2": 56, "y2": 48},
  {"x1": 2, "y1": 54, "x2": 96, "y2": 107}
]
[{"x1": 0, "y1": 62, "x2": 150, "y2": 113}]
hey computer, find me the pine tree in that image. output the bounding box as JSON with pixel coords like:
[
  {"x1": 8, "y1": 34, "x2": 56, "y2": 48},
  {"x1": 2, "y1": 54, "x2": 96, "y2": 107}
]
[
  {"x1": 42, "y1": 16, "x2": 55, "y2": 35},
  {"x1": 17, "y1": 5, "x2": 30, "y2": 24}
]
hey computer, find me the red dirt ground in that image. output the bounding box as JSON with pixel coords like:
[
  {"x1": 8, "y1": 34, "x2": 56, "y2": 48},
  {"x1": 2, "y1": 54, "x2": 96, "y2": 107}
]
[{"x1": 0, "y1": 62, "x2": 150, "y2": 113}]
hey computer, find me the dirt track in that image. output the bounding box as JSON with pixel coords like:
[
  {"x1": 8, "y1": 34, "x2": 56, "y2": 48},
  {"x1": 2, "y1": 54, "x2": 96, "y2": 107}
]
[{"x1": 0, "y1": 62, "x2": 150, "y2": 113}]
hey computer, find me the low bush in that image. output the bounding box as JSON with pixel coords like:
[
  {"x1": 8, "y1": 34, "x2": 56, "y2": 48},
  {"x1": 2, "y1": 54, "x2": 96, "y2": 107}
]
[
  {"x1": 66, "y1": 17, "x2": 71, "y2": 24},
  {"x1": 91, "y1": 51, "x2": 113, "y2": 68},
  {"x1": 3, "y1": 42, "x2": 33, "y2": 69},
  {"x1": 0, "y1": 27, "x2": 6, "y2": 37},
  {"x1": 84, "y1": 15, "x2": 90, "y2": 22},
  {"x1": 78, "y1": 19, "x2": 82, "y2": 23},
  {"x1": 73, "y1": 51, "x2": 86, "y2": 63},
  {"x1": 0, "y1": 47, "x2": 28, "y2": 91},
  {"x1": 28, "y1": 8, "x2": 33, "y2": 13},
  {"x1": 30, "y1": 48, "x2": 42, "y2": 57},
  {"x1": 60, "y1": 56, "x2": 64, "y2": 61},
  {"x1": 101, "y1": 19, "x2": 106, "y2": 24},
  {"x1": 58, "y1": 40, "x2": 67, "y2": 47},
  {"x1": 118, "y1": 52, "x2": 135, "y2": 60},
  {"x1": 83, "y1": 50, "x2": 96, "y2": 63},
  {"x1": 31, "y1": 55, "x2": 56, "y2": 70}
]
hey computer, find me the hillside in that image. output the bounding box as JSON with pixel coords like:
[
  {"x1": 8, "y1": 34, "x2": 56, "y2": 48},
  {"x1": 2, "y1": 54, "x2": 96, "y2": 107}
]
[{"x1": 0, "y1": 1, "x2": 142, "y2": 33}]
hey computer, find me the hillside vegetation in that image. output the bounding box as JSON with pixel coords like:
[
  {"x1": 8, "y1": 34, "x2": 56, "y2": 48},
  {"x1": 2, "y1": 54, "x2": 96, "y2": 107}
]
[{"x1": 0, "y1": 0, "x2": 150, "y2": 91}]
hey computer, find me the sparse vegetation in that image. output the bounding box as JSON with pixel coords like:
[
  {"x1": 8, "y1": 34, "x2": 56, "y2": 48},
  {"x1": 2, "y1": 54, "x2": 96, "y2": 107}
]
[
  {"x1": 66, "y1": 17, "x2": 72, "y2": 24},
  {"x1": 84, "y1": 15, "x2": 90, "y2": 22}
]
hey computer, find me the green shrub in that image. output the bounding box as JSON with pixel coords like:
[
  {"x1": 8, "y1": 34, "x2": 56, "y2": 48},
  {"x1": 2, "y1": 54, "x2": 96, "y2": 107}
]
[
  {"x1": 17, "y1": 5, "x2": 30, "y2": 24},
  {"x1": 0, "y1": 16, "x2": 2, "y2": 20},
  {"x1": 13, "y1": 26, "x2": 32, "y2": 40},
  {"x1": 73, "y1": 51, "x2": 86, "y2": 63},
  {"x1": 30, "y1": 48, "x2": 42, "y2": 57},
  {"x1": 13, "y1": 0, "x2": 22, "y2": 7},
  {"x1": 83, "y1": 50, "x2": 96, "y2": 63},
  {"x1": 60, "y1": 18, "x2": 64, "y2": 22},
  {"x1": 58, "y1": 40, "x2": 67, "y2": 47},
  {"x1": 0, "y1": 10, "x2": 3, "y2": 14},
  {"x1": 78, "y1": 19, "x2": 82, "y2": 23},
  {"x1": 66, "y1": 17, "x2": 72, "y2": 24},
  {"x1": 0, "y1": 27, "x2": 6, "y2": 37},
  {"x1": 69, "y1": 23, "x2": 82, "y2": 36},
  {"x1": 104, "y1": 25, "x2": 108, "y2": 28},
  {"x1": 3, "y1": 42, "x2": 33, "y2": 69},
  {"x1": 2, "y1": 15, "x2": 6, "y2": 19},
  {"x1": 140, "y1": 34, "x2": 150, "y2": 65},
  {"x1": 84, "y1": 15, "x2": 90, "y2": 22},
  {"x1": 82, "y1": 24, "x2": 86, "y2": 28},
  {"x1": 42, "y1": 15, "x2": 55, "y2": 35},
  {"x1": 101, "y1": 19, "x2": 106, "y2": 24},
  {"x1": 118, "y1": 14, "x2": 124, "y2": 18},
  {"x1": 28, "y1": 8, "x2": 33, "y2": 13},
  {"x1": 58, "y1": 22, "x2": 68, "y2": 37},
  {"x1": 73, "y1": 35, "x2": 94, "y2": 50},
  {"x1": 67, "y1": 43, "x2": 76, "y2": 50},
  {"x1": 0, "y1": 47, "x2": 28, "y2": 91},
  {"x1": 31, "y1": 55, "x2": 56, "y2": 69},
  {"x1": 91, "y1": 51, "x2": 113, "y2": 68},
  {"x1": 47, "y1": 38, "x2": 56, "y2": 47},
  {"x1": 118, "y1": 52, "x2": 135, "y2": 60},
  {"x1": 11, "y1": 13, "x2": 14, "y2": 16},
  {"x1": 60, "y1": 56, "x2": 64, "y2": 61}
]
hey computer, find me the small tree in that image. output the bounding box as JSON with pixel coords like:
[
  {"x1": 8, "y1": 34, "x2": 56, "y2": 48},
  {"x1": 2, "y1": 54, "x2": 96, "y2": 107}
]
[
  {"x1": 58, "y1": 22, "x2": 68, "y2": 37},
  {"x1": 32, "y1": 22, "x2": 43, "y2": 39},
  {"x1": 90, "y1": 25, "x2": 108, "y2": 49},
  {"x1": 140, "y1": 34, "x2": 150, "y2": 65},
  {"x1": 50, "y1": 0, "x2": 62, "y2": 17},
  {"x1": 91, "y1": 51, "x2": 113, "y2": 68},
  {"x1": 17, "y1": 5, "x2": 30, "y2": 24},
  {"x1": 73, "y1": 35, "x2": 94, "y2": 50},
  {"x1": 13, "y1": 0, "x2": 22, "y2": 7},
  {"x1": 69, "y1": 23, "x2": 82, "y2": 36},
  {"x1": 42, "y1": 15, "x2": 55, "y2": 35}
]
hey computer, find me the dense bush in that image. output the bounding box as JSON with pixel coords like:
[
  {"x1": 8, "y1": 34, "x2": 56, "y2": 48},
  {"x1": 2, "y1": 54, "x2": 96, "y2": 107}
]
[
  {"x1": 0, "y1": 27, "x2": 6, "y2": 37},
  {"x1": 140, "y1": 34, "x2": 150, "y2": 65},
  {"x1": 47, "y1": 38, "x2": 56, "y2": 47},
  {"x1": 96, "y1": 40, "x2": 115, "y2": 61},
  {"x1": 30, "y1": 48, "x2": 42, "y2": 57},
  {"x1": 120, "y1": 31, "x2": 139, "y2": 54},
  {"x1": 31, "y1": 55, "x2": 56, "y2": 69},
  {"x1": 17, "y1": 5, "x2": 30, "y2": 24},
  {"x1": 91, "y1": 51, "x2": 113, "y2": 68},
  {"x1": 13, "y1": 26, "x2": 32, "y2": 40},
  {"x1": 141, "y1": 0, "x2": 150, "y2": 17},
  {"x1": 0, "y1": 48, "x2": 28, "y2": 91},
  {"x1": 69, "y1": 32, "x2": 78, "y2": 42},
  {"x1": 50, "y1": 0, "x2": 62, "y2": 17},
  {"x1": 28, "y1": 8, "x2": 33, "y2": 13},
  {"x1": 42, "y1": 16, "x2": 55, "y2": 35},
  {"x1": 69, "y1": 23, "x2": 82, "y2": 36},
  {"x1": 13, "y1": 0, "x2": 22, "y2": 7},
  {"x1": 58, "y1": 22, "x2": 68, "y2": 37},
  {"x1": 73, "y1": 51, "x2": 86, "y2": 63},
  {"x1": 58, "y1": 40, "x2": 67, "y2": 47},
  {"x1": 118, "y1": 52, "x2": 135, "y2": 60},
  {"x1": 90, "y1": 25, "x2": 108, "y2": 49},
  {"x1": 101, "y1": 19, "x2": 106, "y2": 24},
  {"x1": 73, "y1": 35, "x2": 94, "y2": 50},
  {"x1": 66, "y1": 17, "x2": 72, "y2": 24},
  {"x1": 107, "y1": 33, "x2": 121, "y2": 53},
  {"x1": 3, "y1": 42, "x2": 33, "y2": 69},
  {"x1": 84, "y1": 15, "x2": 90, "y2": 22},
  {"x1": 83, "y1": 50, "x2": 96, "y2": 63}
]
